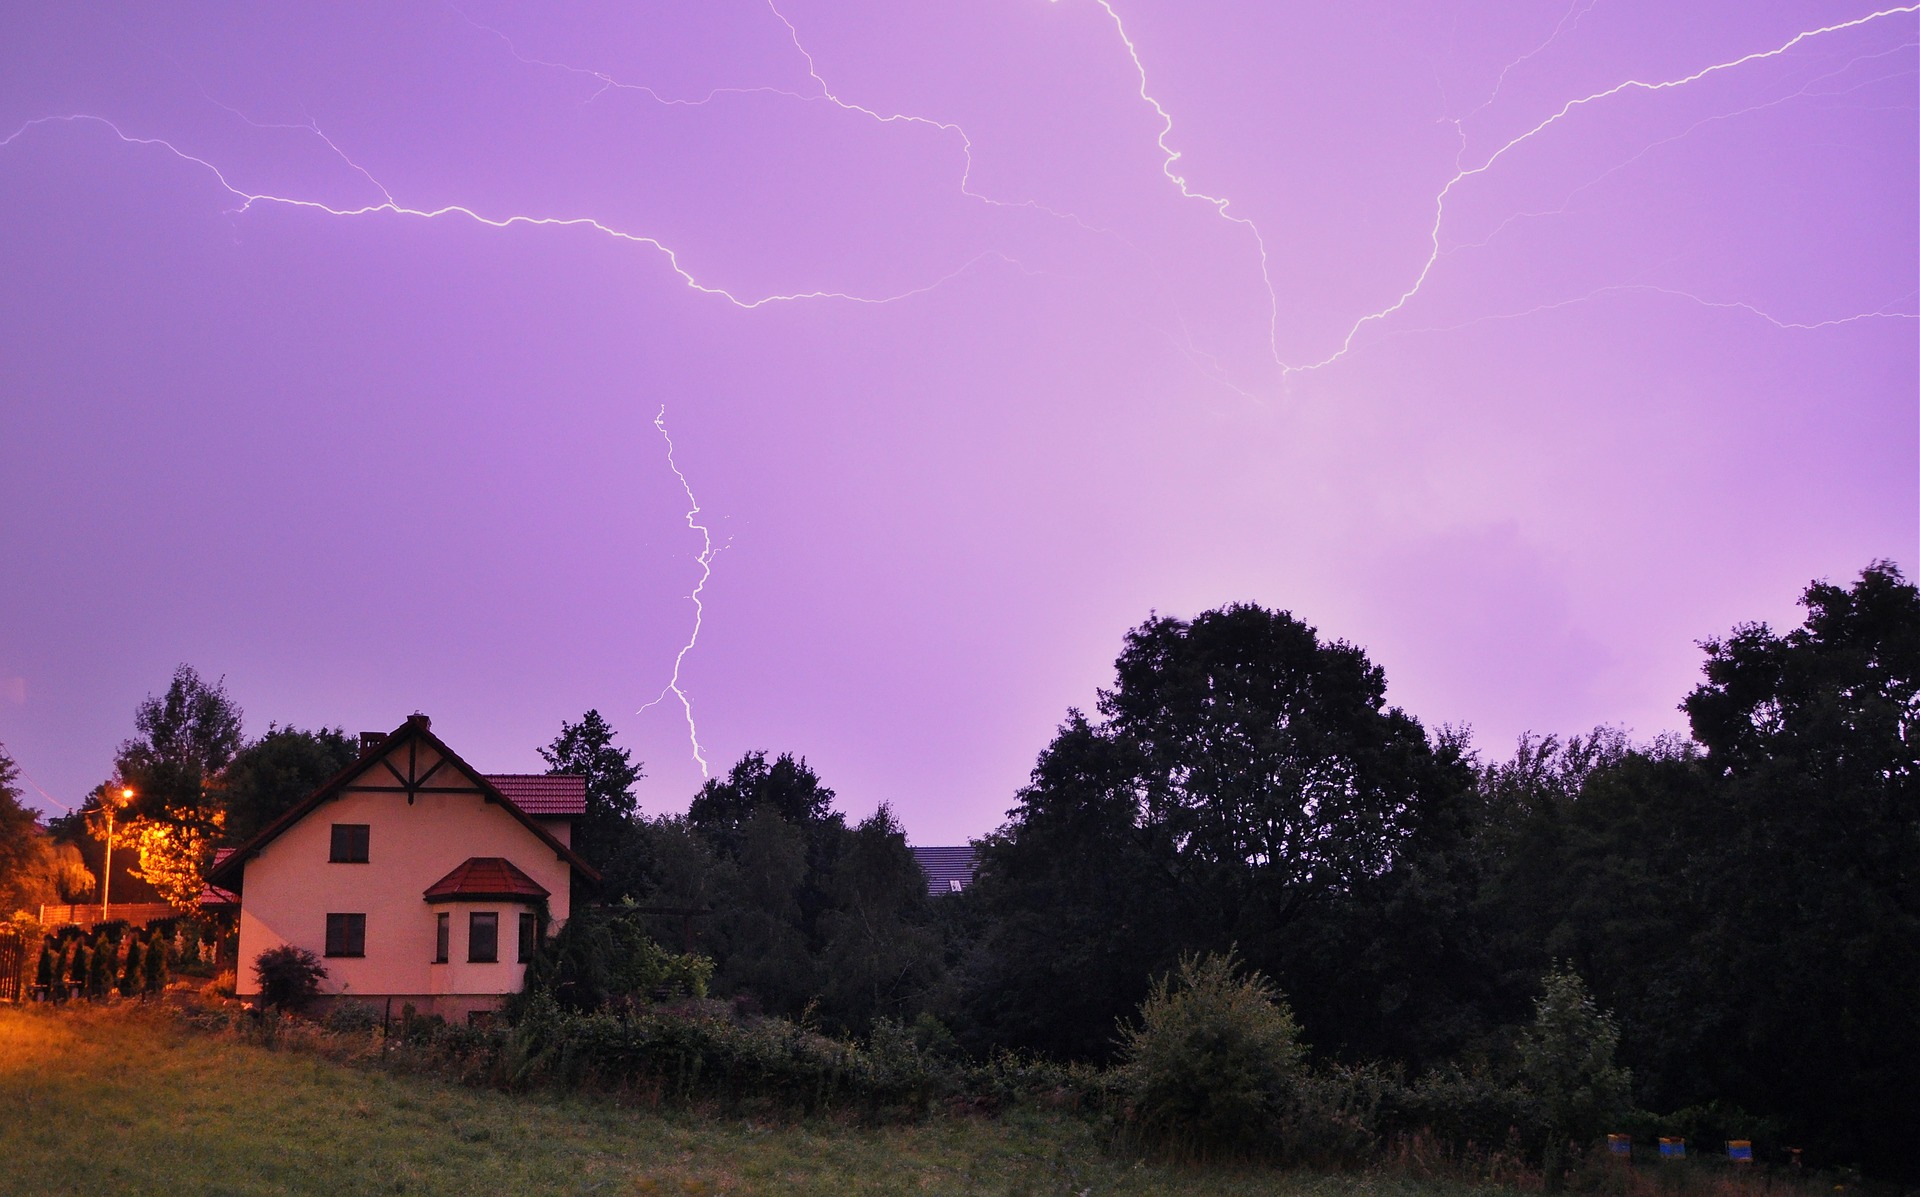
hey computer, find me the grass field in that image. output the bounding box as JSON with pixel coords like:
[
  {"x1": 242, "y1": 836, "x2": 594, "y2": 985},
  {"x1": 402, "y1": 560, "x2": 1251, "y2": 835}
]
[{"x1": 0, "y1": 1001, "x2": 1529, "y2": 1197}]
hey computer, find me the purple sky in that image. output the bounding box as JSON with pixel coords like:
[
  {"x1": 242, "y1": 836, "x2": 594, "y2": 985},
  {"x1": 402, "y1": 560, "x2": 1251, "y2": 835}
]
[{"x1": 2, "y1": 2, "x2": 1914, "y2": 843}]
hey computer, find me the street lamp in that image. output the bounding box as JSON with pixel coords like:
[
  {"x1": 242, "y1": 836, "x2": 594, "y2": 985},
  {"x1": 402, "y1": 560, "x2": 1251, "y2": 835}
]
[{"x1": 101, "y1": 786, "x2": 133, "y2": 918}]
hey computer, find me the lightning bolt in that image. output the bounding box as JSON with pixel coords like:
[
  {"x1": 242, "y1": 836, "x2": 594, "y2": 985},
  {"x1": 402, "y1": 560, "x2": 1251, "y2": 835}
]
[
  {"x1": 1447, "y1": 36, "x2": 1918, "y2": 259},
  {"x1": 0, "y1": 113, "x2": 1026, "y2": 309},
  {"x1": 1284, "y1": 3, "x2": 1920, "y2": 373},
  {"x1": 639, "y1": 405, "x2": 716, "y2": 779},
  {"x1": 1068, "y1": 0, "x2": 1285, "y2": 375}
]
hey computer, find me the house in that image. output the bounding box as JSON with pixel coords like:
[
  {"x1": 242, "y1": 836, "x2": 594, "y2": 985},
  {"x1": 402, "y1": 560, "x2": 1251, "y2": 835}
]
[
  {"x1": 206, "y1": 714, "x2": 597, "y2": 1019},
  {"x1": 910, "y1": 845, "x2": 978, "y2": 896}
]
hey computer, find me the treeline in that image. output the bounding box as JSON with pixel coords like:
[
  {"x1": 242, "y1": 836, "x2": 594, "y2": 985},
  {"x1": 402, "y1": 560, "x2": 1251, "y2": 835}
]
[
  {"x1": 576, "y1": 563, "x2": 1916, "y2": 1179},
  {"x1": 1, "y1": 562, "x2": 1912, "y2": 1178}
]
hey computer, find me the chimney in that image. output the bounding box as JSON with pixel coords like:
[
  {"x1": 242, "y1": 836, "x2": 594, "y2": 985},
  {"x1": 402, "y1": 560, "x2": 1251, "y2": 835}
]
[
  {"x1": 358, "y1": 732, "x2": 385, "y2": 758},
  {"x1": 407, "y1": 713, "x2": 431, "y2": 730}
]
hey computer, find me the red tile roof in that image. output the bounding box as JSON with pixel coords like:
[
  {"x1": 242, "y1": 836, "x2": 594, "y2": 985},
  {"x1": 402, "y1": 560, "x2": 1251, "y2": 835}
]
[
  {"x1": 486, "y1": 774, "x2": 586, "y2": 817},
  {"x1": 200, "y1": 849, "x2": 239, "y2": 908},
  {"x1": 423, "y1": 857, "x2": 551, "y2": 903}
]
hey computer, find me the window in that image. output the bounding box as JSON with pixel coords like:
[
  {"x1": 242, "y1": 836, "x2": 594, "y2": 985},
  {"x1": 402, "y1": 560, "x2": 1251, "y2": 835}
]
[
  {"x1": 434, "y1": 913, "x2": 449, "y2": 964},
  {"x1": 329, "y1": 824, "x2": 370, "y2": 863},
  {"x1": 325, "y1": 913, "x2": 366, "y2": 957},
  {"x1": 467, "y1": 912, "x2": 498, "y2": 963},
  {"x1": 517, "y1": 912, "x2": 538, "y2": 963}
]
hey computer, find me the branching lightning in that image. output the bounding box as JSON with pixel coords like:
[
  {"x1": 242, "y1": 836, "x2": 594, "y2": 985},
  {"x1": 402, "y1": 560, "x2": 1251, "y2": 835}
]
[
  {"x1": 1282, "y1": 3, "x2": 1920, "y2": 373},
  {"x1": 1068, "y1": 0, "x2": 1285, "y2": 372},
  {"x1": 0, "y1": 112, "x2": 1024, "y2": 309},
  {"x1": 639, "y1": 405, "x2": 717, "y2": 779}
]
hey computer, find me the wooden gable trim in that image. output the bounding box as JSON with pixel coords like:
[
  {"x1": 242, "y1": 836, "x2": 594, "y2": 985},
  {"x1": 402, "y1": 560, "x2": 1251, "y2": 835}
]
[{"x1": 207, "y1": 717, "x2": 599, "y2": 891}]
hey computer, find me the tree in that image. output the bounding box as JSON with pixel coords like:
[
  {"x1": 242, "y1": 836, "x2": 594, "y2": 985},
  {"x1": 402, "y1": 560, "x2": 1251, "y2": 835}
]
[
  {"x1": 817, "y1": 805, "x2": 943, "y2": 1033},
  {"x1": 221, "y1": 726, "x2": 357, "y2": 845},
  {"x1": 1518, "y1": 966, "x2": 1631, "y2": 1186},
  {"x1": 954, "y1": 604, "x2": 1474, "y2": 1060},
  {"x1": 114, "y1": 664, "x2": 244, "y2": 822},
  {"x1": 538, "y1": 710, "x2": 642, "y2": 873},
  {"x1": 688, "y1": 751, "x2": 837, "y2": 854},
  {"x1": 0, "y1": 745, "x2": 93, "y2": 917},
  {"x1": 126, "y1": 805, "x2": 226, "y2": 912},
  {"x1": 1676, "y1": 562, "x2": 1919, "y2": 1176}
]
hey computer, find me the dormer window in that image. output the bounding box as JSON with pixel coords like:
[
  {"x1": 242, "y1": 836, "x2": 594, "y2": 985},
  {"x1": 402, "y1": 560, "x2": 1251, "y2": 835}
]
[{"x1": 329, "y1": 824, "x2": 370, "y2": 863}]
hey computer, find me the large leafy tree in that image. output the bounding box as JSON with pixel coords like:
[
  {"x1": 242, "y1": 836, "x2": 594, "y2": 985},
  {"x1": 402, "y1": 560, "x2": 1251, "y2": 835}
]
[
  {"x1": 221, "y1": 725, "x2": 358, "y2": 844},
  {"x1": 1676, "y1": 561, "x2": 1919, "y2": 1174},
  {"x1": 954, "y1": 604, "x2": 1477, "y2": 1060},
  {"x1": 538, "y1": 710, "x2": 642, "y2": 872},
  {"x1": 687, "y1": 750, "x2": 837, "y2": 851},
  {"x1": 0, "y1": 745, "x2": 94, "y2": 916},
  {"x1": 114, "y1": 664, "x2": 244, "y2": 821}
]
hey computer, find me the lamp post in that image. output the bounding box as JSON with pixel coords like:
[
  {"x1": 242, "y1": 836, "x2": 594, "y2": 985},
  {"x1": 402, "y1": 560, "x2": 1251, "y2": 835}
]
[{"x1": 101, "y1": 786, "x2": 133, "y2": 918}]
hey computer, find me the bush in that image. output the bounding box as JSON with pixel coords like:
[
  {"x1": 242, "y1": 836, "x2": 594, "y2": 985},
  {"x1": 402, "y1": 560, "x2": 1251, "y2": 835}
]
[
  {"x1": 1116, "y1": 951, "x2": 1306, "y2": 1159},
  {"x1": 142, "y1": 930, "x2": 169, "y2": 994},
  {"x1": 203, "y1": 969, "x2": 237, "y2": 999},
  {"x1": 118, "y1": 936, "x2": 144, "y2": 998},
  {"x1": 252, "y1": 945, "x2": 327, "y2": 1011},
  {"x1": 323, "y1": 1001, "x2": 383, "y2": 1034},
  {"x1": 1519, "y1": 966, "x2": 1631, "y2": 1184}
]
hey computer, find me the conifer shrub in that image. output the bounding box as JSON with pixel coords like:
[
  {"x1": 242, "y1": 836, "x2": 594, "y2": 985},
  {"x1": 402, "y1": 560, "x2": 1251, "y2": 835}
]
[
  {"x1": 85, "y1": 938, "x2": 112, "y2": 998},
  {"x1": 64, "y1": 943, "x2": 87, "y2": 1000},
  {"x1": 1116, "y1": 951, "x2": 1307, "y2": 1160},
  {"x1": 119, "y1": 936, "x2": 144, "y2": 998},
  {"x1": 34, "y1": 942, "x2": 55, "y2": 999},
  {"x1": 143, "y1": 930, "x2": 169, "y2": 994},
  {"x1": 252, "y1": 945, "x2": 327, "y2": 1011}
]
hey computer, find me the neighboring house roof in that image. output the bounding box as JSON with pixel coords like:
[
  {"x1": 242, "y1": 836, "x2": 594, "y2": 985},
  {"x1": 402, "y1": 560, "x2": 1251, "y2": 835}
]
[
  {"x1": 199, "y1": 849, "x2": 239, "y2": 908},
  {"x1": 485, "y1": 774, "x2": 586, "y2": 817},
  {"x1": 910, "y1": 845, "x2": 978, "y2": 896},
  {"x1": 207, "y1": 714, "x2": 599, "y2": 891},
  {"x1": 423, "y1": 857, "x2": 551, "y2": 903}
]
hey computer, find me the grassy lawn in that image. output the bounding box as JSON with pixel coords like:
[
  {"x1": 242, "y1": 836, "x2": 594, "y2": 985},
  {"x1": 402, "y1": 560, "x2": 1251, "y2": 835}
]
[{"x1": 0, "y1": 1002, "x2": 1517, "y2": 1197}]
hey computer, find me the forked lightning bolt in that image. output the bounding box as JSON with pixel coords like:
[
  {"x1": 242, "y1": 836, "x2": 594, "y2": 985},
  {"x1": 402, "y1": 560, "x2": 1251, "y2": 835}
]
[
  {"x1": 1283, "y1": 3, "x2": 1920, "y2": 373},
  {"x1": 0, "y1": 113, "x2": 1019, "y2": 310},
  {"x1": 639, "y1": 406, "x2": 717, "y2": 779},
  {"x1": 1069, "y1": 0, "x2": 1916, "y2": 378}
]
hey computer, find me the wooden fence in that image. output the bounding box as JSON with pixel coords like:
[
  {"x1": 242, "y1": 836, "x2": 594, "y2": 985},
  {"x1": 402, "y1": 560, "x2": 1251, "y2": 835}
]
[
  {"x1": 37, "y1": 903, "x2": 176, "y2": 931},
  {"x1": 0, "y1": 926, "x2": 31, "y2": 1002}
]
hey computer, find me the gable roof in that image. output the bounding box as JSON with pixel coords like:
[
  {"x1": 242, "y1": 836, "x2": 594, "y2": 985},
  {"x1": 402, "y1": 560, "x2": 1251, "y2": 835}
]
[
  {"x1": 486, "y1": 774, "x2": 586, "y2": 817},
  {"x1": 424, "y1": 857, "x2": 550, "y2": 903},
  {"x1": 910, "y1": 845, "x2": 978, "y2": 896},
  {"x1": 207, "y1": 715, "x2": 598, "y2": 891}
]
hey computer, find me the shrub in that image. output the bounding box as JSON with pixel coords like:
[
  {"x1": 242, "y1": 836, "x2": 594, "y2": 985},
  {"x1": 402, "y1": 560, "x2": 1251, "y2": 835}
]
[
  {"x1": 323, "y1": 1001, "x2": 383, "y2": 1034},
  {"x1": 1116, "y1": 950, "x2": 1306, "y2": 1159},
  {"x1": 1519, "y1": 966, "x2": 1631, "y2": 1184},
  {"x1": 34, "y1": 942, "x2": 55, "y2": 998},
  {"x1": 85, "y1": 937, "x2": 113, "y2": 998},
  {"x1": 118, "y1": 936, "x2": 144, "y2": 998},
  {"x1": 514, "y1": 905, "x2": 714, "y2": 1015},
  {"x1": 65, "y1": 943, "x2": 87, "y2": 998},
  {"x1": 142, "y1": 930, "x2": 169, "y2": 994},
  {"x1": 252, "y1": 945, "x2": 327, "y2": 1011},
  {"x1": 203, "y1": 969, "x2": 237, "y2": 999}
]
